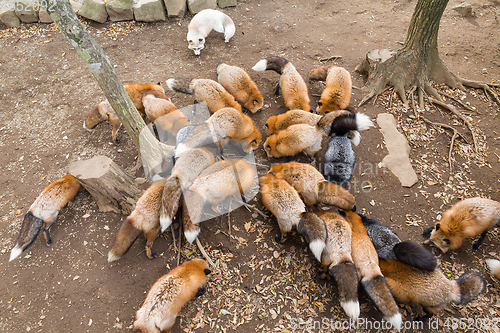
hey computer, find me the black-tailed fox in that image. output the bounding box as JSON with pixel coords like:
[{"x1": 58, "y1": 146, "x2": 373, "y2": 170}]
[
  {"x1": 423, "y1": 197, "x2": 500, "y2": 253},
  {"x1": 216, "y1": 63, "x2": 263, "y2": 113},
  {"x1": 9, "y1": 175, "x2": 84, "y2": 262},
  {"x1": 252, "y1": 56, "x2": 310, "y2": 112}
]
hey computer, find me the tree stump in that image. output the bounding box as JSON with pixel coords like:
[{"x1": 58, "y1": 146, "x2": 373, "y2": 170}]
[{"x1": 69, "y1": 155, "x2": 143, "y2": 215}]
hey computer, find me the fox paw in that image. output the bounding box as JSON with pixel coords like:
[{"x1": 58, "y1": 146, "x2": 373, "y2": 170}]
[{"x1": 147, "y1": 251, "x2": 158, "y2": 259}]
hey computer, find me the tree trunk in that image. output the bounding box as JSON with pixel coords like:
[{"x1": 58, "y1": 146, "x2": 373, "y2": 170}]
[
  {"x1": 47, "y1": 0, "x2": 159, "y2": 150},
  {"x1": 356, "y1": 0, "x2": 463, "y2": 106},
  {"x1": 69, "y1": 155, "x2": 143, "y2": 215}
]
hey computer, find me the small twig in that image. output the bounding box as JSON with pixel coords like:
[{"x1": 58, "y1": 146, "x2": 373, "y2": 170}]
[
  {"x1": 388, "y1": 89, "x2": 393, "y2": 109},
  {"x1": 319, "y1": 55, "x2": 342, "y2": 62},
  {"x1": 236, "y1": 200, "x2": 267, "y2": 218},
  {"x1": 195, "y1": 237, "x2": 216, "y2": 269},
  {"x1": 228, "y1": 201, "x2": 232, "y2": 237},
  {"x1": 311, "y1": 93, "x2": 322, "y2": 97},
  {"x1": 428, "y1": 98, "x2": 478, "y2": 152},
  {"x1": 95, "y1": 249, "x2": 104, "y2": 257},
  {"x1": 352, "y1": 85, "x2": 361, "y2": 90},
  {"x1": 440, "y1": 92, "x2": 480, "y2": 114}
]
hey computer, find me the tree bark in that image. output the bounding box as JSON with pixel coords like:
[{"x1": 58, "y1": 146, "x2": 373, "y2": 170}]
[
  {"x1": 47, "y1": 0, "x2": 159, "y2": 150},
  {"x1": 69, "y1": 156, "x2": 143, "y2": 215}
]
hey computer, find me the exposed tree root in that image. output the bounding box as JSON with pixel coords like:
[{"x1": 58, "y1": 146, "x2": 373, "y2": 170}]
[
  {"x1": 439, "y1": 92, "x2": 480, "y2": 114},
  {"x1": 428, "y1": 98, "x2": 478, "y2": 152},
  {"x1": 196, "y1": 237, "x2": 216, "y2": 269}
]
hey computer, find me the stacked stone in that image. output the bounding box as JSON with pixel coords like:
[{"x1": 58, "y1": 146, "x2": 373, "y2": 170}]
[{"x1": 0, "y1": 0, "x2": 237, "y2": 28}]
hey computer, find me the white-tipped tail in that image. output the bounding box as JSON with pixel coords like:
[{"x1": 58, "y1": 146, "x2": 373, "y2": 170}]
[
  {"x1": 252, "y1": 59, "x2": 267, "y2": 72},
  {"x1": 387, "y1": 313, "x2": 402, "y2": 331},
  {"x1": 355, "y1": 113, "x2": 374, "y2": 131},
  {"x1": 165, "y1": 79, "x2": 175, "y2": 91},
  {"x1": 184, "y1": 228, "x2": 200, "y2": 244},
  {"x1": 486, "y1": 259, "x2": 500, "y2": 276},
  {"x1": 308, "y1": 240, "x2": 325, "y2": 262},
  {"x1": 350, "y1": 131, "x2": 361, "y2": 146},
  {"x1": 340, "y1": 300, "x2": 360, "y2": 320},
  {"x1": 160, "y1": 216, "x2": 173, "y2": 233},
  {"x1": 174, "y1": 143, "x2": 189, "y2": 158},
  {"x1": 107, "y1": 251, "x2": 120, "y2": 263},
  {"x1": 9, "y1": 246, "x2": 22, "y2": 262}
]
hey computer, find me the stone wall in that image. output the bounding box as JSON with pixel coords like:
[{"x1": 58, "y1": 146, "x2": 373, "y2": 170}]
[{"x1": 0, "y1": 0, "x2": 237, "y2": 28}]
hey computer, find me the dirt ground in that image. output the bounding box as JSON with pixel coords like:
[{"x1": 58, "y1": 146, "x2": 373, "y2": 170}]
[{"x1": 1, "y1": 0, "x2": 500, "y2": 332}]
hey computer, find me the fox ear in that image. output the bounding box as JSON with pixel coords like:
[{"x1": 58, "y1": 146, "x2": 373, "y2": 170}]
[
  {"x1": 351, "y1": 205, "x2": 356, "y2": 212},
  {"x1": 204, "y1": 268, "x2": 211, "y2": 275},
  {"x1": 443, "y1": 239, "x2": 450, "y2": 245},
  {"x1": 435, "y1": 223, "x2": 440, "y2": 231},
  {"x1": 338, "y1": 210, "x2": 346, "y2": 217}
]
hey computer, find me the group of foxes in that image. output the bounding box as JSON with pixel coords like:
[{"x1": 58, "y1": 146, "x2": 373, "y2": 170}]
[{"x1": 8, "y1": 54, "x2": 500, "y2": 331}]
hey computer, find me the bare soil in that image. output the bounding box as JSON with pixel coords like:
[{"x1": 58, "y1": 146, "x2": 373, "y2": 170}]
[{"x1": 1, "y1": 0, "x2": 500, "y2": 332}]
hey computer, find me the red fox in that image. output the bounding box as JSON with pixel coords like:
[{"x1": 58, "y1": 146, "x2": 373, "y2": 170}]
[
  {"x1": 342, "y1": 210, "x2": 402, "y2": 330},
  {"x1": 259, "y1": 173, "x2": 327, "y2": 261},
  {"x1": 108, "y1": 179, "x2": 165, "y2": 262},
  {"x1": 316, "y1": 210, "x2": 359, "y2": 320},
  {"x1": 142, "y1": 90, "x2": 190, "y2": 136},
  {"x1": 308, "y1": 65, "x2": 352, "y2": 115},
  {"x1": 132, "y1": 258, "x2": 211, "y2": 333},
  {"x1": 9, "y1": 175, "x2": 84, "y2": 262},
  {"x1": 269, "y1": 162, "x2": 355, "y2": 210},
  {"x1": 174, "y1": 107, "x2": 261, "y2": 158},
  {"x1": 183, "y1": 159, "x2": 257, "y2": 226},
  {"x1": 216, "y1": 63, "x2": 264, "y2": 113},
  {"x1": 160, "y1": 148, "x2": 215, "y2": 233},
  {"x1": 165, "y1": 78, "x2": 242, "y2": 114},
  {"x1": 380, "y1": 259, "x2": 485, "y2": 322},
  {"x1": 84, "y1": 83, "x2": 165, "y2": 144},
  {"x1": 187, "y1": 9, "x2": 235, "y2": 55},
  {"x1": 265, "y1": 109, "x2": 322, "y2": 135},
  {"x1": 423, "y1": 197, "x2": 500, "y2": 253},
  {"x1": 252, "y1": 56, "x2": 311, "y2": 112}
]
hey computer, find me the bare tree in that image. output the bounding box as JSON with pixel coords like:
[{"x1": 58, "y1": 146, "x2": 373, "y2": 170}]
[{"x1": 357, "y1": 0, "x2": 500, "y2": 108}]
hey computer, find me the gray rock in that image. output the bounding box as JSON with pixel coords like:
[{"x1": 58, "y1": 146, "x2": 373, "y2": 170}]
[
  {"x1": 15, "y1": 0, "x2": 39, "y2": 23},
  {"x1": 38, "y1": 7, "x2": 53, "y2": 23},
  {"x1": 70, "y1": 0, "x2": 83, "y2": 13},
  {"x1": 377, "y1": 113, "x2": 418, "y2": 187},
  {"x1": 106, "y1": 0, "x2": 134, "y2": 21},
  {"x1": 453, "y1": 2, "x2": 473, "y2": 17},
  {"x1": 79, "y1": 0, "x2": 108, "y2": 23},
  {"x1": 164, "y1": 0, "x2": 186, "y2": 17},
  {"x1": 187, "y1": 0, "x2": 216, "y2": 14},
  {"x1": 0, "y1": 6, "x2": 21, "y2": 27},
  {"x1": 133, "y1": 0, "x2": 166, "y2": 22},
  {"x1": 218, "y1": 0, "x2": 236, "y2": 8}
]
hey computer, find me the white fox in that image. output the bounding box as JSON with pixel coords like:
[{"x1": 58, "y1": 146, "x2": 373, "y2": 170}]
[{"x1": 187, "y1": 9, "x2": 235, "y2": 55}]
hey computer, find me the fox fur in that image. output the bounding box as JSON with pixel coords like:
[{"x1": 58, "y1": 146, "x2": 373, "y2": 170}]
[
  {"x1": 160, "y1": 148, "x2": 215, "y2": 233},
  {"x1": 183, "y1": 159, "x2": 257, "y2": 225},
  {"x1": 380, "y1": 259, "x2": 485, "y2": 321},
  {"x1": 84, "y1": 83, "x2": 165, "y2": 144},
  {"x1": 269, "y1": 162, "x2": 355, "y2": 210},
  {"x1": 359, "y1": 214, "x2": 437, "y2": 271},
  {"x1": 187, "y1": 9, "x2": 235, "y2": 55},
  {"x1": 308, "y1": 65, "x2": 352, "y2": 115},
  {"x1": 252, "y1": 56, "x2": 310, "y2": 112},
  {"x1": 108, "y1": 179, "x2": 166, "y2": 262},
  {"x1": 9, "y1": 175, "x2": 84, "y2": 262},
  {"x1": 259, "y1": 173, "x2": 327, "y2": 261},
  {"x1": 323, "y1": 135, "x2": 356, "y2": 188},
  {"x1": 486, "y1": 259, "x2": 500, "y2": 280},
  {"x1": 166, "y1": 78, "x2": 242, "y2": 114},
  {"x1": 265, "y1": 109, "x2": 322, "y2": 135},
  {"x1": 142, "y1": 90, "x2": 190, "y2": 136},
  {"x1": 316, "y1": 210, "x2": 360, "y2": 320},
  {"x1": 343, "y1": 210, "x2": 402, "y2": 330},
  {"x1": 423, "y1": 197, "x2": 500, "y2": 253},
  {"x1": 216, "y1": 63, "x2": 263, "y2": 113},
  {"x1": 133, "y1": 258, "x2": 211, "y2": 333},
  {"x1": 174, "y1": 107, "x2": 261, "y2": 158}
]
